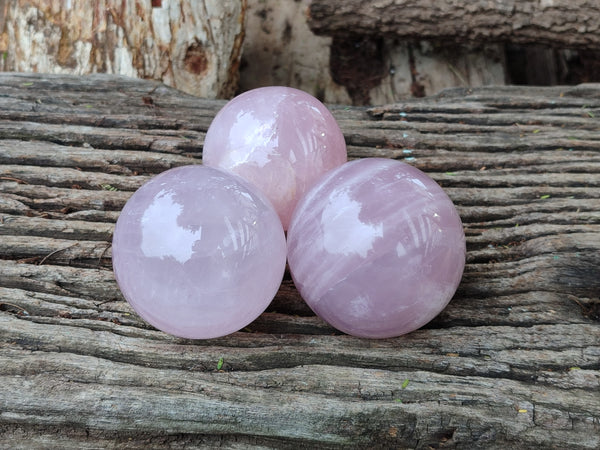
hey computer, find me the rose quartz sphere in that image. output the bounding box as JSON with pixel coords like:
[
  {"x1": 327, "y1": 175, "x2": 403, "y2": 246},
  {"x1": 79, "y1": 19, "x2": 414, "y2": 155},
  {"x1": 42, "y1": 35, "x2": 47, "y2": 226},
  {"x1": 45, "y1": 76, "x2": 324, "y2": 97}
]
[
  {"x1": 287, "y1": 158, "x2": 466, "y2": 339},
  {"x1": 202, "y1": 86, "x2": 347, "y2": 229},
  {"x1": 112, "y1": 165, "x2": 287, "y2": 339}
]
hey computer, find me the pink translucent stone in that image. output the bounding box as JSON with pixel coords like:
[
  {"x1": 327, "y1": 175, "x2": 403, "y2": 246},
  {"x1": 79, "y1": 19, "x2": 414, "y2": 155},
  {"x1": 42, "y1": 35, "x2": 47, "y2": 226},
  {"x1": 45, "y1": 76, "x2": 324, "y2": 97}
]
[
  {"x1": 112, "y1": 165, "x2": 287, "y2": 339},
  {"x1": 287, "y1": 158, "x2": 466, "y2": 339},
  {"x1": 202, "y1": 86, "x2": 347, "y2": 229}
]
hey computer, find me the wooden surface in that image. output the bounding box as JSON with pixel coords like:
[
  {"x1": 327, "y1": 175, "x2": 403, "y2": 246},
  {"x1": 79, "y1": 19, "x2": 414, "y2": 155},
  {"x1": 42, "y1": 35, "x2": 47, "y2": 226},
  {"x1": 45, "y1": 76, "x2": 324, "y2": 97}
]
[
  {"x1": 0, "y1": 73, "x2": 599, "y2": 449},
  {"x1": 241, "y1": 0, "x2": 506, "y2": 106},
  {"x1": 308, "y1": 0, "x2": 600, "y2": 49}
]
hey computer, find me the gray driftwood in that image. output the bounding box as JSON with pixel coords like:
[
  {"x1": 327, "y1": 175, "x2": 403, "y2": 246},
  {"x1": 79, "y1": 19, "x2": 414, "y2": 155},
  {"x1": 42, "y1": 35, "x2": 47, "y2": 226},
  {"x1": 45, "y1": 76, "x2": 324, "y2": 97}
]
[
  {"x1": 0, "y1": 73, "x2": 599, "y2": 449},
  {"x1": 308, "y1": 0, "x2": 600, "y2": 49}
]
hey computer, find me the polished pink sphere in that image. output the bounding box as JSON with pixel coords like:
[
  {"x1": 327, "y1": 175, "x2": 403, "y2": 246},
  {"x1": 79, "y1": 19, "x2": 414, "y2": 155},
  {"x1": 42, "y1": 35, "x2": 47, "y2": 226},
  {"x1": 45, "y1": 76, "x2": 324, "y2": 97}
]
[
  {"x1": 112, "y1": 165, "x2": 287, "y2": 339},
  {"x1": 287, "y1": 158, "x2": 466, "y2": 339},
  {"x1": 202, "y1": 86, "x2": 347, "y2": 229}
]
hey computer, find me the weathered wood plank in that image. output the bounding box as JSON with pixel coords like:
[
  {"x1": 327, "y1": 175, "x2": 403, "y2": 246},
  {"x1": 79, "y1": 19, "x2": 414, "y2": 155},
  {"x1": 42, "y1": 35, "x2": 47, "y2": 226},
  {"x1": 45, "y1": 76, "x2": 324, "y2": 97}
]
[
  {"x1": 0, "y1": 140, "x2": 197, "y2": 174},
  {"x1": 0, "y1": 73, "x2": 599, "y2": 448},
  {"x1": 0, "y1": 340, "x2": 598, "y2": 448},
  {"x1": 308, "y1": 0, "x2": 600, "y2": 49}
]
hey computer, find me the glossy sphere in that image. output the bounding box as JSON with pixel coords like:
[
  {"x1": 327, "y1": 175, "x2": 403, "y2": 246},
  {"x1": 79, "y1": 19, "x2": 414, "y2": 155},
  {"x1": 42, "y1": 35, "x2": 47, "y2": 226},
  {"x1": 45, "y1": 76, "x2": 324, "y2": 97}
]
[
  {"x1": 287, "y1": 158, "x2": 466, "y2": 339},
  {"x1": 203, "y1": 86, "x2": 347, "y2": 229},
  {"x1": 112, "y1": 165, "x2": 287, "y2": 339}
]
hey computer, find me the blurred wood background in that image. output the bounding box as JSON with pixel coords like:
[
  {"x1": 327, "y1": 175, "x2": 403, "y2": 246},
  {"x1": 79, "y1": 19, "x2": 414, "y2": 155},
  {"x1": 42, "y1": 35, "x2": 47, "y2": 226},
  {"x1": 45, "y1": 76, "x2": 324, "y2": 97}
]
[
  {"x1": 1, "y1": 0, "x2": 598, "y2": 104},
  {"x1": 0, "y1": 0, "x2": 246, "y2": 98}
]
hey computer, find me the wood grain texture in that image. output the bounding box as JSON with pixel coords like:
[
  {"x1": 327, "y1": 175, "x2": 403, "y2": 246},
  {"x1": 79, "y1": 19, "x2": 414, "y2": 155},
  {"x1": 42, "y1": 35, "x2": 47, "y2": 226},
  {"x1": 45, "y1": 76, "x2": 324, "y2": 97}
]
[
  {"x1": 0, "y1": 73, "x2": 599, "y2": 448},
  {"x1": 308, "y1": 0, "x2": 600, "y2": 49},
  {"x1": 0, "y1": 0, "x2": 246, "y2": 98}
]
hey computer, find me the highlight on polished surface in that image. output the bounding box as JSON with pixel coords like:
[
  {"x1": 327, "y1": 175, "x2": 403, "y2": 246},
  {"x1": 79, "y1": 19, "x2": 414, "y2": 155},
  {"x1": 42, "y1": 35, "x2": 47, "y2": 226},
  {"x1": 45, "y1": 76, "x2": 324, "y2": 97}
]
[
  {"x1": 202, "y1": 86, "x2": 347, "y2": 230},
  {"x1": 287, "y1": 158, "x2": 466, "y2": 339},
  {"x1": 112, "y1": 165, "x2": 287, "y2": 339}
]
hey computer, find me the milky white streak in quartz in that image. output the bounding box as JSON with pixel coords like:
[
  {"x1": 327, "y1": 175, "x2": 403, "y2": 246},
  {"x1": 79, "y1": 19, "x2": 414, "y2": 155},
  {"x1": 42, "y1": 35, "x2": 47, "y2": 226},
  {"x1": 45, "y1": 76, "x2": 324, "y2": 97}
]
[
  {"x1": 287, "y1": 158, "x2": 466, "y2": 339},
  {"x1": 112, "y1": 165, "x2": 287, "y2": 339},
  {"x1": 203, "y1": 86, "x2": 347, "y2": 229}
]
